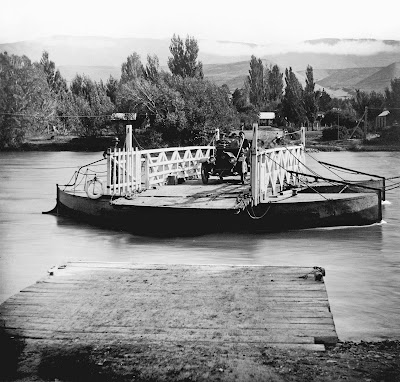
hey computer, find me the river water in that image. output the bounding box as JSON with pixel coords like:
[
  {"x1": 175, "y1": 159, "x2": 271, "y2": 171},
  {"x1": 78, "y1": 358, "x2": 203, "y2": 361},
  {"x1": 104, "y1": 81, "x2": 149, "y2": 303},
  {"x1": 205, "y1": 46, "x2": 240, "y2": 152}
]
[{"x1": 0, "y1": 150, "x2": 399, "y2": 342}]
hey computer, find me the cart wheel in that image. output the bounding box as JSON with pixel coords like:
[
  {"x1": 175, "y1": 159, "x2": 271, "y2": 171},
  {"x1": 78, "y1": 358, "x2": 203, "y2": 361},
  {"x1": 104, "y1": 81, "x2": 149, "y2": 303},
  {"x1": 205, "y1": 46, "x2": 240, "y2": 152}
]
[{"x1": 201, "y1": 164, "x2": 209, "y2": 184}]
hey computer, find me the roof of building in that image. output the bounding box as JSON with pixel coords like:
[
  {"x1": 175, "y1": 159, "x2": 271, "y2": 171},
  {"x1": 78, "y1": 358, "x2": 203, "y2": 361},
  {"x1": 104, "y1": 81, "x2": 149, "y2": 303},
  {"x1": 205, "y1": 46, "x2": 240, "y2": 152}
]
[
  {"x1": 259, "y1": 112, "x2": 275, "y2": 120},
  {"x1": 378, "y1": 110, "x2": 390, "y2": 117}
]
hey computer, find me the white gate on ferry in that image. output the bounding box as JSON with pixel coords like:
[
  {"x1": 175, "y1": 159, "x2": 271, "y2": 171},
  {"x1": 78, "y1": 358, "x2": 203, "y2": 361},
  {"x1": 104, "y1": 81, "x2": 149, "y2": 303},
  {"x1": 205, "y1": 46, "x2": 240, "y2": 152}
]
[{"x1": 250, "y1": 124, "x2": 305, "y2": 206}]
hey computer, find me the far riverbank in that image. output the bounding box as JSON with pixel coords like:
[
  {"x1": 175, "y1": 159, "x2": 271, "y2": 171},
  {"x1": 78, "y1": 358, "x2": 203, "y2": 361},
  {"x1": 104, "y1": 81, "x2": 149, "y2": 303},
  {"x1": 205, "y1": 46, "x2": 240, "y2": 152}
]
[{"x1": 2, "y1": 133, "x2": 400, "y2": 152}]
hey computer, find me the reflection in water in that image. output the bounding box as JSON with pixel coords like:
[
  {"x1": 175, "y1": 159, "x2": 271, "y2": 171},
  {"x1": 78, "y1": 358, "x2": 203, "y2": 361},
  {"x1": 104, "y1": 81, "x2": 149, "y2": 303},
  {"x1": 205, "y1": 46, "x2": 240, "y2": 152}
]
[{"x1": 0, "y1": 151, "x2": 400, "y2": 341}]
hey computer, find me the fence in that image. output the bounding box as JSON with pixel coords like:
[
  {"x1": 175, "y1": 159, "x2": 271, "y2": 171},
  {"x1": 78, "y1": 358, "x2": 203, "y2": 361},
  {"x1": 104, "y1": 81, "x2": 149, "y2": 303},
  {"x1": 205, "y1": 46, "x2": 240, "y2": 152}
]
[
  {"x1": 106, "y1": 146, "x2": 213, "y2": 195},
  {"x1": 251, "y1": 125, "x2": 305, "y2": 205}
]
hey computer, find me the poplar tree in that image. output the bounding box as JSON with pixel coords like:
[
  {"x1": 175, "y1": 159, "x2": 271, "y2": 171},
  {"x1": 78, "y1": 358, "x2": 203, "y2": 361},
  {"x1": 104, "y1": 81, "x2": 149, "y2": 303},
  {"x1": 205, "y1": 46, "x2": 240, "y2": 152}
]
[
  {"x1": 39, "y1": 51, "x2": 67, "y2": 94},
  {"x1": 248, "y1": 55, "x2": 264, "y2": 108},
  {"x1": 267, "y1": 64, "x2": 283, "y2": 102},
  {"x1": 121, "y1": 53, "x2": 145, "y2": 84},
  {"x1": 168, "y1": 35, "x2": 203, "y2": 79},
  {"x1": 281, "y1": 67, "x2": 305, "y2": 124},
  {"x1": 303, "y1": 65, "x2": 317, "y2": 124}
]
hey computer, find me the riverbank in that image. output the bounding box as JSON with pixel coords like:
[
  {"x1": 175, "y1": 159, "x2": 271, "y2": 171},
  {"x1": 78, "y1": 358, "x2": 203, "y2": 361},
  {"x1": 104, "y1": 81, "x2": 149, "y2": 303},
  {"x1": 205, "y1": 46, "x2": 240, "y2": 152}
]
[
  {"x1": 15, "y1": 135, "x2": 116, "y2": 152},
  {"x1": 2, "y1": 132, "x2": 400, "y2": 152},
  {"x1": 1, "y1": 331, "x2": 399, "y2": 381}
]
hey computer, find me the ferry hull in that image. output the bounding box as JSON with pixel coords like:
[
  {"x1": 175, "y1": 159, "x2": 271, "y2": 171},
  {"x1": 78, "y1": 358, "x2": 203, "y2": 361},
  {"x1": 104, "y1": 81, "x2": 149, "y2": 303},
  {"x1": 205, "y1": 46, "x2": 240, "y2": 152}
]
[{"x1": 54, "y1": 187, "x2": 382, "y2": 236}]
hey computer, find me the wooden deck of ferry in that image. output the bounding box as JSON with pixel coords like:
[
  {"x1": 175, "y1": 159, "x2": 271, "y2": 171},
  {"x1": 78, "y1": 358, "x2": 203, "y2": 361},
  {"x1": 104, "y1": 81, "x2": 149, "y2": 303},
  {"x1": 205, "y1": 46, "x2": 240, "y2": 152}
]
[
  {"x1": 0, "y1": 262, "x2": 338, "y2": 353},
  {"x1": 111, "y1": 178, "x2": 250, "y2": 209}
]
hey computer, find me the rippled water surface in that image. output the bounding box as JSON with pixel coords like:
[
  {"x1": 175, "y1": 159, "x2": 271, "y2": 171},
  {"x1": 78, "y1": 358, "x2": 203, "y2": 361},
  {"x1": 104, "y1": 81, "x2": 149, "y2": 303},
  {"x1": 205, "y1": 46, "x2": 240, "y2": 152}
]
[{"x1": 1, "y1": 150, "x2": 399, "y2": 341}]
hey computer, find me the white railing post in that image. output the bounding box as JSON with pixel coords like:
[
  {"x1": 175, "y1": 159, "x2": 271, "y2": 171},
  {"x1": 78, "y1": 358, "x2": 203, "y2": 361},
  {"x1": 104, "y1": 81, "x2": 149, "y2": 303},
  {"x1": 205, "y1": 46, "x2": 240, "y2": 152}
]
[
  {"x1": 125, "y1": 125, "x2": 132, "y2": 150},
  {"x1": 251, "y1": 123, "x2": 259, "y2": 206},
  {"x1": 144, "y1": 157, "x2": 150, "y2": 190},
  {"x1": 301, "y1": 126, "x2": 306, "y2": 147},
  {"x1": 135, "y1": 148, "x2": 141, "y2": 191},
  {"x1": 106, "y1": 148, "x2": 111, "y2": 195}
]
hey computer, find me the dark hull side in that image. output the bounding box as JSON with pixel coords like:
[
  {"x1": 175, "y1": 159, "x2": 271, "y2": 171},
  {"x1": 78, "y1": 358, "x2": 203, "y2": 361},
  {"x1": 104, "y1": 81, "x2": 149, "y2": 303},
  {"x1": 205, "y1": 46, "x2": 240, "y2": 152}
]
[{"x1": 53, "y1": 187, "x2": 382, "y2": 236}]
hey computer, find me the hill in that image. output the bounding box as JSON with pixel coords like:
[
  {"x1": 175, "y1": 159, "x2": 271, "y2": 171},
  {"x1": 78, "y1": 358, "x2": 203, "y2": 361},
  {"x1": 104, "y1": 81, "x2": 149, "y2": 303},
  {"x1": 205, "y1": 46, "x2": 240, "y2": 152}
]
[
  {"x1": 3, "y1": 36, "x2": 400, "y2": 95},
  {"x1": 354, "y1": 62, "x2": 400, "y2": 92},
  {"x1": 3, "y1": 36, "x2": 400, "y2": 69},
  {"x1": 300, "y1": 67, "x2": 381, "y2": 89},
  {"x1": 58, "y1": 65, "x2": 121, "y2": 83}
]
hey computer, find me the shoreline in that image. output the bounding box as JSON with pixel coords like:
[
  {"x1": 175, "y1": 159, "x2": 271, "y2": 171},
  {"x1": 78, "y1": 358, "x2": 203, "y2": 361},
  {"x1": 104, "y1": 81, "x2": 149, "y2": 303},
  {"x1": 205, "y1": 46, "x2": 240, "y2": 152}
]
[
  {"x1": 1, "y1": 328, "x2": 399, "y2": 381},
  {"x1": 1, "y1": 135, "x2": 400, "y2": 152}
]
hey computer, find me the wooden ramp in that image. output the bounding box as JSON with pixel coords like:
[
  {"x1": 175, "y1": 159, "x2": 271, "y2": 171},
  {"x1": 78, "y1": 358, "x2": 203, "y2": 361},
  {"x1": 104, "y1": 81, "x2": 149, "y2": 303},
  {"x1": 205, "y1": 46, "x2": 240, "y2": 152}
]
[{"x1": 0, "y1": 263, "x2": 338, "y2": 351}]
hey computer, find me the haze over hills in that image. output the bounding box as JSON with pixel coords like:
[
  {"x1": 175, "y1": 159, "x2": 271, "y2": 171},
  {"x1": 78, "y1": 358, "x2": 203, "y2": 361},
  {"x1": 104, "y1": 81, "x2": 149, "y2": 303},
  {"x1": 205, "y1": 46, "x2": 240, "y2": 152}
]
[{"x1": 2, "y1": 35, "x2": 400, "y2": 95}]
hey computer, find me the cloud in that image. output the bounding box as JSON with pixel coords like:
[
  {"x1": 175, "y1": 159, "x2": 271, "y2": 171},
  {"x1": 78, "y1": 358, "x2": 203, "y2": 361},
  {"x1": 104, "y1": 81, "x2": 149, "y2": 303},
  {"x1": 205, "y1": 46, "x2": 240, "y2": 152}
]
[{"x1": 199, "y1": 39, "x2": 400, "y2": 57}]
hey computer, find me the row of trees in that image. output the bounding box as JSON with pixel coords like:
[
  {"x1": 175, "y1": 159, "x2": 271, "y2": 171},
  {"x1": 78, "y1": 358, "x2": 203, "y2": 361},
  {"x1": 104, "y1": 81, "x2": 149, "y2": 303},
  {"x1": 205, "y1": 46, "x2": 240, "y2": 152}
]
[{"x1": 2, "y1": 34, "x2": 400, "y2": 149}]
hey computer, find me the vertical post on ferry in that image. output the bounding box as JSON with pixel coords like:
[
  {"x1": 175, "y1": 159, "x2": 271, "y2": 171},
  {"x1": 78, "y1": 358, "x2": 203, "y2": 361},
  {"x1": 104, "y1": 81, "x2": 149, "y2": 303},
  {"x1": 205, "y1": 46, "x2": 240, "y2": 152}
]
[
  {"x1": 106, "y1": 148, "x2": 111, "y2": 195},
  {"x1": 125, "y1": 125, "x2": 133, "y2": 192},
  {"x1": 215, "y1": 128, "x2": 220, "y2": 141},
  {"x1": 251, "y1": 123, "x2": 259, "y2": 206},
  {"x1": 126, "y1": 125, "x2": 133, "y2": 150},
  {"x1": 301, "y1": 126, "x2": 306, "y2": 147}
]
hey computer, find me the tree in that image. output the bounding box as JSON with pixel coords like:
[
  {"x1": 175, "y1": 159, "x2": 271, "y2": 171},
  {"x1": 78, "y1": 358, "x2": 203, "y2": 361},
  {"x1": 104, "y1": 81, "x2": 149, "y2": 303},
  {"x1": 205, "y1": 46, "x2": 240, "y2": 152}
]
[
  {"x1": 144, "y1": 54, "x2": 161, "y2": 83},
  {"x1": 303, "y1": 65, "x2": 317, "y2": 125},
  {"x1": 385, "y1": 78, "x2": 400, "y2": 123},
  {"x1": 68, "y1": 75, "x2": 114, "y2": 136},
  {"x1": 267, "y1": 64, "x2": 283, "y2": 102},
  {"x1": 105, "y1": 76, "x2": 119, "y2": 105},
  {"x1": 317, "y1": 89, "x2": 332, "y2": 112},
  {"x1": 281, "y1": 67, "x2": 305, "y2": 124},
  {"x1": 120, "y1": 53, "x2": 144, "y2": 84},
  {"x1": 168, "y1": 35, "x2": 203, "y2": 79},
  {"x1": 39, "y1": 51, "x2": 67, "y2": 94},
  {"x1": 247, "y1": 55, "x2": 265, "y2": 108},
  {"x1": 0, "y1": 53, "x2": 56, "y2": 149}
]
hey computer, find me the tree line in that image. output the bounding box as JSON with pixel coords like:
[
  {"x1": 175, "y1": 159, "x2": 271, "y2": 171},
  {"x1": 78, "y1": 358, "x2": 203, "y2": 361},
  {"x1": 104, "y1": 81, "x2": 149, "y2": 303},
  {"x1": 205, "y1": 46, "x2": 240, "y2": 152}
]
[{"x1": 1, "y1": 34, "x2": 400, "y2": 150}]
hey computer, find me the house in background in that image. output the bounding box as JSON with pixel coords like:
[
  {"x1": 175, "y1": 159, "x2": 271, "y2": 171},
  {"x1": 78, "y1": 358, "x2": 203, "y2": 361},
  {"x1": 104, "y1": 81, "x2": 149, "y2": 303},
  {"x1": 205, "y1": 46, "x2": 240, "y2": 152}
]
[
  {"x1": 375, "y1": 110, "x2": 390, "y2": 129},
  {"x1": 259, "y1": 112, "x2": 275, "y2": 127}
]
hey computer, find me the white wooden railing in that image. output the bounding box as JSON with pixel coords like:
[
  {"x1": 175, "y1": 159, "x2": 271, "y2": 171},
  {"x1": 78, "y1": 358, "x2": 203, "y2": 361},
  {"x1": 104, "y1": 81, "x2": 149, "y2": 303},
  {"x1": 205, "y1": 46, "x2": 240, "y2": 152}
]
[
  {"x1": 140, "y1": 146, "x2": 213, "y2": 189},
  {"x1": 105, "y1": 124, "x2": 305, "y2": 203},
  {"x1": 251, "y1": 124, "x2": 305, "y2": 205},
  {"x1": 106, "y1": 146, "x2": 213, "y2": 195}
]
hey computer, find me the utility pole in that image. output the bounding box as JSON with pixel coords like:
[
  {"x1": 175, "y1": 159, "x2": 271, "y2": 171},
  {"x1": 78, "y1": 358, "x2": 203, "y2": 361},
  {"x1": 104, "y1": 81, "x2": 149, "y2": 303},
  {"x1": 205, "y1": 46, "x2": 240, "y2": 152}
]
[{"x1": 364, "y1": 106, "x2": 368, "y2": 140}]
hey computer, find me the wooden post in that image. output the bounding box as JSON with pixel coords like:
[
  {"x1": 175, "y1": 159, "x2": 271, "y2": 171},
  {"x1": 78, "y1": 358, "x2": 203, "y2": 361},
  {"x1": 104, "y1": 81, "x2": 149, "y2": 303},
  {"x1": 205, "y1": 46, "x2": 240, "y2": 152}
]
[
  {"x1": 144, "y1": 157, "x2": 150, "y2": 190},
  {"x1": 135, "y1": 148, "x2": 142, "y2": 191},
  {"x1": 106, "y1": 148, "x2": 111, "y2": 195},
  {"x1": 126, "y1": 125, "x2": 133, "y2": 151},
  {"x1": 251, "y1": 123, "x2": 259, "y2": 206},
  {"x1": 301, "y1": 126, "x2": 306, "y2": 147},
  {"x1": 215, "y1": 128, "x2": 220, "y2": 141}
]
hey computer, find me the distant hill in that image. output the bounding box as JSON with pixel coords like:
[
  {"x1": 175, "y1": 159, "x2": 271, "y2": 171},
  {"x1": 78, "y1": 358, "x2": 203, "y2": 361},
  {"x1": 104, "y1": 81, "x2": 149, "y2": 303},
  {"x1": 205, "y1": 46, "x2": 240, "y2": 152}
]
[
  {"x1": 320, "y1": 67, "x2": 382, "y2": 89},
  {"x1": 59, "y1": 65, "x2": 121, "y2": 83},
  {"x1": 0, "y1": 35, "x2": 248, "y2": 67},
  {"x1": 354, "y1": 62, "x2": 400, "y2": 92},
  {"x1": 299, "y1": 63, "x2": 400, "y2": 94},
  {"x1": 2, "y1": 35, "x2": 400, "y2": 69},
  {"x1": 3, "y1": 36, "x2": 400, "y2": 95}
]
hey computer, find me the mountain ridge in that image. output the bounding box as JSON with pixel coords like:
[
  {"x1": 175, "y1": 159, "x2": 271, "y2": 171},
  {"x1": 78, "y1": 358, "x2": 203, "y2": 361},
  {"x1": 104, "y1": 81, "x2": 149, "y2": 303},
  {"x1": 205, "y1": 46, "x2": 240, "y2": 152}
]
[{"x1": 2, "y1": 35, "x2": 400, "y2": 95}]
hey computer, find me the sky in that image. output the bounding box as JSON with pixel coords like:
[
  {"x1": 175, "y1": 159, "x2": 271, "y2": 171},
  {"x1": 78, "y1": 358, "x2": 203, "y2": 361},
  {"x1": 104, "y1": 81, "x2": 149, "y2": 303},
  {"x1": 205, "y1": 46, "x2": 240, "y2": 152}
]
[{"x1": 1, "y1": 0, "x2": 400, "y2": 46}]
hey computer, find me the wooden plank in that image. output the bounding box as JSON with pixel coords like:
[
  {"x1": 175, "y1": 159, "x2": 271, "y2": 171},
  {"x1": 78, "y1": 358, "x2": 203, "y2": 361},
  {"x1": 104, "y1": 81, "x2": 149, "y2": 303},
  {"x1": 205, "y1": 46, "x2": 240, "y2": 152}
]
[{"x1": 0, "y1": 263, "x2": 338, "y2": 351}]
